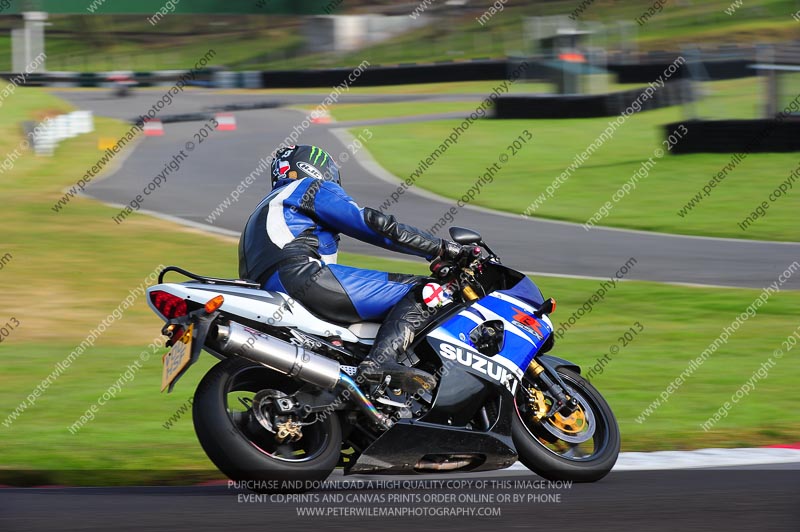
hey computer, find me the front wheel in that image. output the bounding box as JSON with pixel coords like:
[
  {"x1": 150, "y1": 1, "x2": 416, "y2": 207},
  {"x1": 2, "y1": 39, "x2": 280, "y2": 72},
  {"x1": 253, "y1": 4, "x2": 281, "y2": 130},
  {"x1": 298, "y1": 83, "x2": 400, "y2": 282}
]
[
  {"x1": 512, "y1": 368, "x2": 620, "y2": 482},
  {"x1": 192, "y1": 358, "x2": 342, "y2": 489}
]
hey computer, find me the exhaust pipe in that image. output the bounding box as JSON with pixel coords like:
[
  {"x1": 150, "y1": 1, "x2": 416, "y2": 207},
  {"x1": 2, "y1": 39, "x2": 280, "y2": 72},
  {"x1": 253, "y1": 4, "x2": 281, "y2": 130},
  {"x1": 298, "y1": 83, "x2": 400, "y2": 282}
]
[
  {"x1": 215, "y1": 321, "x2": 341, "y2": 389},
  {"x1": 215, "y1": 321, "x2": 393, "y2": 429}
]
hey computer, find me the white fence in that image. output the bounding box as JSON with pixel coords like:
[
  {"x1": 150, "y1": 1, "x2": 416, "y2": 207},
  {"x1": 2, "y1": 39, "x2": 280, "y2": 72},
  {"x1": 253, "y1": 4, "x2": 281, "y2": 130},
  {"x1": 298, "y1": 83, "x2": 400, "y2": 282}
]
[{"x1": 31, "y1": 110, "x2": 94, "y2": 156}]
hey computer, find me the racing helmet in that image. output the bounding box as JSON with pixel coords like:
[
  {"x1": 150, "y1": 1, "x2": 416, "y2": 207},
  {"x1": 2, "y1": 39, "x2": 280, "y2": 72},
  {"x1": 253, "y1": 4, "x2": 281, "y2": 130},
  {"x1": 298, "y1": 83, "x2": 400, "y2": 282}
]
[{"x1": 271, "y1": 145, "x2": 341, "y2": 189}]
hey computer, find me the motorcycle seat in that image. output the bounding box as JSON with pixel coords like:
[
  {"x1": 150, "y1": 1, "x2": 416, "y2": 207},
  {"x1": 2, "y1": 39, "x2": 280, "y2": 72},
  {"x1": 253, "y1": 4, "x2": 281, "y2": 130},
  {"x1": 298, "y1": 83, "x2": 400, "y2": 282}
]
[{"x1": 347, "y1": 322, "x2": 381, "y2": 340}]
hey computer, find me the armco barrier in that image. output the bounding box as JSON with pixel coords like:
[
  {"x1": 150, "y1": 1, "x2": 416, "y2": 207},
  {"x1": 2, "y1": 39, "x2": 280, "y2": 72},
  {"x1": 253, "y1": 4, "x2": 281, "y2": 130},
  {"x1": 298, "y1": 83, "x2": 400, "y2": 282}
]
[
  {"x1": 77, "y1": 72, "x2": 102, "y2": 87},
  {"x1": 664, "y1": 119, "x2": 800, "y2": 154},
  {"x1": 241, "y1": 71, "x2": 263, "y2": 89},
  {"x1": 493, "y1": 79, "x2": 696, "y2": 119},
  {"x1": 47, "y1": 71, "x2": 80, "y2": 88}
]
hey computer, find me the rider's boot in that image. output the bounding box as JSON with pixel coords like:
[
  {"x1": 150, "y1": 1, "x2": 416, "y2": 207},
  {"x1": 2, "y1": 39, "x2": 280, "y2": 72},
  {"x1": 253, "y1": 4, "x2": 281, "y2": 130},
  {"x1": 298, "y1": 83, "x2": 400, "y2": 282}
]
[{"x1": 357, "y1": 320, "x2": 436, "y2": 392}]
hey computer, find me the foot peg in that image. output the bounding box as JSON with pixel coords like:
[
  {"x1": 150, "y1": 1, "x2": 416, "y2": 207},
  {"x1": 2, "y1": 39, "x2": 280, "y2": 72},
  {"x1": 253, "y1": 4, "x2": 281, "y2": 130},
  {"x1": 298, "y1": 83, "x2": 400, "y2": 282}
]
[{"x1": 357, "y1": 360, "x2": 436, "y2": 393}]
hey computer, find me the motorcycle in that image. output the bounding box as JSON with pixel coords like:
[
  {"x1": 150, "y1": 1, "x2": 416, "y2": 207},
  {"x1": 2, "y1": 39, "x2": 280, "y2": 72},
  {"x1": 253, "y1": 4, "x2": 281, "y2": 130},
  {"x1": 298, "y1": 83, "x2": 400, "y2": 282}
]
[{"x1": 146, "y1": 227, "x2": 620, "y2": 486}]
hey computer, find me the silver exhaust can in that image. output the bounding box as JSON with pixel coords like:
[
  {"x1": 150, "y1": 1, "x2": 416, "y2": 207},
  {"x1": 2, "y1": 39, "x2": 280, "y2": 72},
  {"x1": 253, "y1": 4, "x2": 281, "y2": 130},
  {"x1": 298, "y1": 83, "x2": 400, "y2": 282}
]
[{"x1": 215, "y1": 321, "x2": 341, "y2": 390}]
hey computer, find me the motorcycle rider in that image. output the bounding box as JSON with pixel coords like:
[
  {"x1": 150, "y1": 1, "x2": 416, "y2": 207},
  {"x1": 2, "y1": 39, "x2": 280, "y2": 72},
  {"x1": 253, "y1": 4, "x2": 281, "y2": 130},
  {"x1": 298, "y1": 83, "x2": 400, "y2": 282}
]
[{"x1": 238, "y1": 145, "x2": 468, "y2": 392}]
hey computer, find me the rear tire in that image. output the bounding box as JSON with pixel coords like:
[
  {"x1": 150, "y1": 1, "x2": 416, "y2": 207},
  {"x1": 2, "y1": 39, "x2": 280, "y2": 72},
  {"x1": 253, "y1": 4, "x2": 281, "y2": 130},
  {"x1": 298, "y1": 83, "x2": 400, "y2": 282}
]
[
  {"x1": 193, "y1": 358, "x2": 341, "y2": 490},
  {"x1": 512, "y1": 368, "x2": 620, "y2": 482}
]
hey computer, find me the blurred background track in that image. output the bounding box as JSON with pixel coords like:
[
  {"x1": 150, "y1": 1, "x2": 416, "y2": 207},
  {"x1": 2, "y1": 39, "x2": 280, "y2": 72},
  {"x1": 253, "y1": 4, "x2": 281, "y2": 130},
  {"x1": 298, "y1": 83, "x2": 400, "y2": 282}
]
[{"x1": 63, "y1": 90, "x2": 800, "y2": 290}]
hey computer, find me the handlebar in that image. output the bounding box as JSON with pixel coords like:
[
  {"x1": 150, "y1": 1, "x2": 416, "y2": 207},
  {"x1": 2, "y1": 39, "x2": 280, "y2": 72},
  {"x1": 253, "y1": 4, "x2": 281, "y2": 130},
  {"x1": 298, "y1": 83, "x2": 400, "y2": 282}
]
[{"x1": 429, "y1": 243, "x2": 494, "y2": 303}]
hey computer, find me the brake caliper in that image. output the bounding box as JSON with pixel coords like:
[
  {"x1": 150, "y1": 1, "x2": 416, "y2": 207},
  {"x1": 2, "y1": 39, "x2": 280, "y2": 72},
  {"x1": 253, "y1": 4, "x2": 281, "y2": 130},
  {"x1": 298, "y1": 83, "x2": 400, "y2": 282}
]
[{"x1": 275, "y1": 419, "x2": 303, "y2": 443}]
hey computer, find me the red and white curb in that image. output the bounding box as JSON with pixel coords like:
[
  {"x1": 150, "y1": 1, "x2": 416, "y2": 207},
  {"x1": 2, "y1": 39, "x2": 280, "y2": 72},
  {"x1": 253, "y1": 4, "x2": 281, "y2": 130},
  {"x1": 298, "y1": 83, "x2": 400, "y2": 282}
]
[
  {"x1": 508, "y1": 445, "x2": 800, "y2": 472},
  {"x1": 3, "y1": 446, "x2": 799, "y2": 488}
]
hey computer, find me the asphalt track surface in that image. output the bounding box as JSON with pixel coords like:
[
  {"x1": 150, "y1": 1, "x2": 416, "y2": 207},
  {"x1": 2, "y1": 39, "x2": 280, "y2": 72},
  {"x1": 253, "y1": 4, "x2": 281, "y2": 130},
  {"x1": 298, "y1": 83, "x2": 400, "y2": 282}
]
[
  {"x1": 57, "y1": 89, "x2": 800, "y2": 290},
  {"x1": 2, "y1": 469, "x2": 798, "y2": 531}
]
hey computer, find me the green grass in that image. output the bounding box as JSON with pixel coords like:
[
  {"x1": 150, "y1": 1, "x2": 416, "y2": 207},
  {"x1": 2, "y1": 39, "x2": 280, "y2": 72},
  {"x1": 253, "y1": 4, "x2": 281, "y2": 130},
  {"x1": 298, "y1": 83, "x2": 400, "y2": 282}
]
[
  {"x1": 296, "y1": 101, "x2": 483, "y2": 122},
  {"x1": 1, "y1": 86, "x2": 799, "y2": 485},
  {"x1": 359, "y1": 76, "x2": 800, "y2": 241}
]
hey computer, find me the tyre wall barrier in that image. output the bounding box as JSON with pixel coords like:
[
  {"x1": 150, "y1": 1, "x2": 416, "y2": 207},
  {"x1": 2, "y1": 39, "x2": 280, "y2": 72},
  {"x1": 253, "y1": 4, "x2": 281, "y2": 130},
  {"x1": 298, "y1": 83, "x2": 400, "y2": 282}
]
[
  {"x1": 664, "y1": 119, "x2": 800, "y2": 154},
  {"x1": 0, "y1": 58, "x2": 766, "y2": 90},
  {"x1": 493, "y1": 79, "x2": 696, "y2": 119}
]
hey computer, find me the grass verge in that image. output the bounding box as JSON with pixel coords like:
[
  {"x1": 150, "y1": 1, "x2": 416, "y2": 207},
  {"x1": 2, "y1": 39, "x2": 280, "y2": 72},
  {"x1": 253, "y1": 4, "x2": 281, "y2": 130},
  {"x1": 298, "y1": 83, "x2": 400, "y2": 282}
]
[{"x1": 294, "y1": 101, "x2": 482, "y2": 123}]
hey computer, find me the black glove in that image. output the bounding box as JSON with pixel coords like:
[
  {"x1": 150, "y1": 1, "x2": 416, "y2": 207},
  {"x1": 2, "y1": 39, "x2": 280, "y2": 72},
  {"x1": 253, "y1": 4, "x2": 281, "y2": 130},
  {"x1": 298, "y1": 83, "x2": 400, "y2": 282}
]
[
  {"x1": 439, "y1": 240, "x2": 468, "y2": 261},
  {"x1": 440, "y1": 240, "x2": 482, "y2": 262}
]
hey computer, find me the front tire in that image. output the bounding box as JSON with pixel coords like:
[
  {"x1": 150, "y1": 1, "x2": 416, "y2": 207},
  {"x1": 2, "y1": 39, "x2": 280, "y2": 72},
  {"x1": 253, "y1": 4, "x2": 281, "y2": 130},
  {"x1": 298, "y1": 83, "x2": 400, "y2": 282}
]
[
  {"x1": 193, "y1": 358, "x2": 341, "y2": 489},
  {"x1": 512, "y1": 368, "x2": 620, "y2": 482}
]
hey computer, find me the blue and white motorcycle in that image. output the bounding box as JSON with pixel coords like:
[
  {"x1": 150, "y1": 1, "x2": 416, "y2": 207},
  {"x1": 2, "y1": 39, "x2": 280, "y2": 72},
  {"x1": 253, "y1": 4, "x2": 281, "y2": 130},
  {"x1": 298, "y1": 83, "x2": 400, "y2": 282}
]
[{"x1": 146, "y1": 227, "x2": 620, "y2": 486}]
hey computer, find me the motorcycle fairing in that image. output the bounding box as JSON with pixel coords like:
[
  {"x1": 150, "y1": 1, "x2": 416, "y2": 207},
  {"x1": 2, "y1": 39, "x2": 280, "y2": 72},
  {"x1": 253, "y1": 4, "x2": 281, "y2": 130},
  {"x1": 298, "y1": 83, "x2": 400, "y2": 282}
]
[
  {"x1": 429, "y1": 291, "x2": 553, "y2": 376},
  {"x1": 473, "y1": 292, "x2": 554, "y2": 371},
  {"x1": 426, "y1": 329, "x2": 523, "y2": 391},
  {"x1": 409, "y1": 290, "x2": 555, "y2": 430},
  {"x1": 497, "y1": 274, "x2": 545, "y2": 307},
  {"x1": 146, "y1": 282, "x2": 370, "y2": 343},
  {"x1": 346, "y1": 399, "x2": 518, "y2": 475}
]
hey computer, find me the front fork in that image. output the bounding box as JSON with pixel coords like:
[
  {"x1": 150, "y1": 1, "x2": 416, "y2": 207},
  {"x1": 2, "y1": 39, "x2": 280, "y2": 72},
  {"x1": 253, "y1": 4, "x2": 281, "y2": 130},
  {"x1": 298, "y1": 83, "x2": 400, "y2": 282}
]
[{"x1": 526, "y1": 358, "x2": 580, "y2": 419}]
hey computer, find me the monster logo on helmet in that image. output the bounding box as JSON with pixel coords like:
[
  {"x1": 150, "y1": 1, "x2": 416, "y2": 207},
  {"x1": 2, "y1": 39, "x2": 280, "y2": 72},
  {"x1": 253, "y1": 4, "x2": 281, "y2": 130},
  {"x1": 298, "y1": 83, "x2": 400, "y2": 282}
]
[{"x1": 271, "y1": 145, "x2": 341, "y2": 189}]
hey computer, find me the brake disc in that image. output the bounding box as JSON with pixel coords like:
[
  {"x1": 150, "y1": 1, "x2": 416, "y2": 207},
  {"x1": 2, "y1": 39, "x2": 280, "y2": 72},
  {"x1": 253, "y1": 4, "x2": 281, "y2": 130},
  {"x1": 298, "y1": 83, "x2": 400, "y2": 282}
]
[
  {"x1": 541, "y1": 391, "x2": 596, "y2": 444},
  {"x1": 250, "y1": 389, "x2": 290, "y2": 434}
]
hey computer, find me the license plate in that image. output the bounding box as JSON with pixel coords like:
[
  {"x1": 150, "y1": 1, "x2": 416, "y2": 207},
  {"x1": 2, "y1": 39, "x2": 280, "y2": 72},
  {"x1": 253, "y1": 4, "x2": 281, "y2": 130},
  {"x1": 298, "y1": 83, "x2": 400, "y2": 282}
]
[{"x1": 161, "y1": 324, "x2": 193, "y2": 392}]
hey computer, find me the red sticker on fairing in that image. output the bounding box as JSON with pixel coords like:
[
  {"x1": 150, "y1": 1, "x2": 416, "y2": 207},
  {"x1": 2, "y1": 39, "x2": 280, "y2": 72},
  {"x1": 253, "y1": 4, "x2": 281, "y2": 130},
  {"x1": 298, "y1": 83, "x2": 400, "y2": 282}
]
[{"x1": 512, "y1": 307, "x2": 545, "y2": 340}]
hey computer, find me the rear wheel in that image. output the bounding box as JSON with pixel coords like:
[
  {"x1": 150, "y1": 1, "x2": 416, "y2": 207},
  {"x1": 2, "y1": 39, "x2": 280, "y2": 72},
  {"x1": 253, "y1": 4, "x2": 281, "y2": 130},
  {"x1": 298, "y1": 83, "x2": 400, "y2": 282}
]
[
  {"x1": 512, "y1": 368, "x2": 620, "y2": 482},
  {"x1": 192, "y1": 358, "x2": 341, "y2": 490}
]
